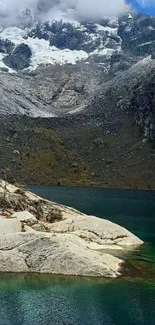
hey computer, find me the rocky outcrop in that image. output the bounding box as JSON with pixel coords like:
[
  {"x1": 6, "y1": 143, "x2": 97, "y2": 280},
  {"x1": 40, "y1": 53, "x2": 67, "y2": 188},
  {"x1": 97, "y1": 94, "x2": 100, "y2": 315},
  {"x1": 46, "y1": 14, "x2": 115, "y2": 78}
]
[
  {"x1": 0, "y1": 180, "x2": 143, "y2": 277},
  {"x1": 49, "y1": 215, "x2": 142, "y2": 247},
  {"x1": 3, "y1": 43, "x2": 32, "y2": 70},
  {"x1": 117, "y1": 71, "x2": 155, "y2": 143},
  {"x1": 0, "y1": 38, "x2": 14, "y2": 54},
  {"x1": 10, "y1": 211, "x2": 38, "y2": 224},
  {"x1": 118, "y1": 13, "x2": 155, "y2": 57},
  {"x1": 0, "y1": 63, "x2": 103, "y2": 117},
  {"x1": 0, "y1": 232, "x2": 123, "y2": 277}
]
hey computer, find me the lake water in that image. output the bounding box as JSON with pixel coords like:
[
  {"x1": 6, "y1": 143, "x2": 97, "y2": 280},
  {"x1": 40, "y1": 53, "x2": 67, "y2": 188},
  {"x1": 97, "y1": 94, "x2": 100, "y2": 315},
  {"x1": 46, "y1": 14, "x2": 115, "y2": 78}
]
[{"x1": 0, "y1": 186, "x2": 155, "y2": 325}]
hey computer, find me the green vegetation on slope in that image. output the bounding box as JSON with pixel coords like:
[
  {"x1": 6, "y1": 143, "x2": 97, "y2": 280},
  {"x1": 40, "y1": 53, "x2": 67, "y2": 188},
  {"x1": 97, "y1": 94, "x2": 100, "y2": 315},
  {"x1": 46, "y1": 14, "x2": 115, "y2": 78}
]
[
  {"x1": 1, "y1": 113, "x2": 155, "y2": 190},
  {"x1": 0, "y1": 118, "x2": 93, "y2": 186}
]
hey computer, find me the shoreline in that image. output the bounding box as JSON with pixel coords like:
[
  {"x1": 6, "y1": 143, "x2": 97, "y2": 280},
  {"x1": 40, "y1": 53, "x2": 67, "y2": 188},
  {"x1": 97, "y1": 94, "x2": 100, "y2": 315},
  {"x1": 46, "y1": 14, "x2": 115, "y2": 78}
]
[
  {"x1": 0, "y1": 180, "x2": 143, "y2": 278},
  {"x1": 29, "y1": 183, "x2": 155, "y2": 193}
]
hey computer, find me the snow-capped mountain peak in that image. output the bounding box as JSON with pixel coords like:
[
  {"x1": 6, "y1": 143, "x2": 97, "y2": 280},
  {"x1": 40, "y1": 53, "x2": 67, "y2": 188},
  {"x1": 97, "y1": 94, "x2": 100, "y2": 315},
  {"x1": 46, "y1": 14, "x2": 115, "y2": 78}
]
[
  {"x1": 0, "y1": 14, "x2": 122, "y2": 73},
  {"x1": 0, "y1": 7, "x2": 154, "y2": 76}
]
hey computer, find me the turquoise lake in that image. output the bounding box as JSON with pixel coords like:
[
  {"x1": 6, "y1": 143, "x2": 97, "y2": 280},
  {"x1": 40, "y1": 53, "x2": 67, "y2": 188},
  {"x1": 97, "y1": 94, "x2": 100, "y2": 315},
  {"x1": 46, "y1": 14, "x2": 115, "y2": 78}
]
[{"x1": 0, "y1": 186, "x2": 155, "y2": 325}]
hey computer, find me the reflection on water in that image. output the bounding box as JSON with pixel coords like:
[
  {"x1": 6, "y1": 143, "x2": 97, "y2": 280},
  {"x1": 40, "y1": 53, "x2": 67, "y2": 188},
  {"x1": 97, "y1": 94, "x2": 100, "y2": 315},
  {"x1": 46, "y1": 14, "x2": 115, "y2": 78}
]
[{"x1": 0, "y1": 274, "x2": 155, "y2": 325}]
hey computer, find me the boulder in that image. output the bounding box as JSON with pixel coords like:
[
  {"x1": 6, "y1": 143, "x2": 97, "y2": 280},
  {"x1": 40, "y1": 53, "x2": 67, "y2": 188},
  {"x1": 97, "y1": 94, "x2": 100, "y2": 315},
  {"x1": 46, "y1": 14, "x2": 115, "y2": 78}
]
[
  {"x1": 49, "y1": 214, "x2": 143, "y2": 247},
  {"x1": 31, "y1": 221, "x2": 47, "y2": 232},
  {"x1": 24, "y1": 225, "x2": 36, "y2": 233},
  {"x1": 0, "y1": 250, "x2": 28, "y2": 272},
  {"x1": 0, "y1": 180, "x2": 22, "y2": 194},
  {"x1": 0, "y1": 181, "x2": 144, "y2": 277},
  {"x1": 10, "y1": 211, "x2": 37, "y2": 225},
  {"x1": 0, "y1": 218, "x2": 21, "y2": 235},
  {"x1": 0, "y1": 232, "x2": 122, "y2": 277},
  {"x1": 3, "y1": 43, "x2": 32, "y2": 70}
]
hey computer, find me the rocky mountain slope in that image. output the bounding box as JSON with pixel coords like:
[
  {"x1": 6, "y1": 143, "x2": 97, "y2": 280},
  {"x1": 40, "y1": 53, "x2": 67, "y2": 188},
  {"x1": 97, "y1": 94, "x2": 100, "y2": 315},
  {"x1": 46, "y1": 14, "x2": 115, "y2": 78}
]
[{"x1": 0, "y1": 9, "x2": 155, "y2": 189}]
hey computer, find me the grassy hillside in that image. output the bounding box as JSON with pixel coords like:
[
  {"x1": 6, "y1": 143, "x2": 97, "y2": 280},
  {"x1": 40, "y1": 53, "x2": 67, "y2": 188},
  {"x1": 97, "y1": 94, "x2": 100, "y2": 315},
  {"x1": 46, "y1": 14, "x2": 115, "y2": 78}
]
[
  {"x1": 1, "y1": 115, "x2": 155, "y2": 190},
  {"x1": 0, "y1": 118, "x2": 93, "y2": 186}
]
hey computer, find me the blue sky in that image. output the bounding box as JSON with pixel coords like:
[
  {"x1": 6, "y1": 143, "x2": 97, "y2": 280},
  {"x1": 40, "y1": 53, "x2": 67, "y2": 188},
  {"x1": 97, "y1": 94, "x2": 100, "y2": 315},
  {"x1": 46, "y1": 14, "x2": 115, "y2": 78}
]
[{"x1": 127, "y1": 0, "x2": 155, "y2": 15}]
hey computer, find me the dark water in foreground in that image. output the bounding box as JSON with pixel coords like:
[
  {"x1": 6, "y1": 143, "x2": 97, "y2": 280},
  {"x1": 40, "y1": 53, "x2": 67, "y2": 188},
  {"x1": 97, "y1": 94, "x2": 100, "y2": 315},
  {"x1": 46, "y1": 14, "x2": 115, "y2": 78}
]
[{"x1": 0, "y1": 186, "x2": 155, "y2": 325}]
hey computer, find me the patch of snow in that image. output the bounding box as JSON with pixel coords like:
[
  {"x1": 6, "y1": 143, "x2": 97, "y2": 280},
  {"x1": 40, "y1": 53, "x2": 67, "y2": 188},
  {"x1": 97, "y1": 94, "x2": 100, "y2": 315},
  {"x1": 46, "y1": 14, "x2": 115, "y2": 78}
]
[
  {"x1": 148, "y1": 26, "x2": 155, "y2": 31},
  {"x1": 104, "y1": 17, "x2": 119, "y2": 28},
  {"x1": 90, "y1": 47, "x2": 115, "y2": 58},
  {"x1": 96, "y1": 23, "x2": 117, "y2": 35},
  {"x1": 0, "y1": 19, "x2": 122, "y2": 73},
  {"x1": 138, "y1": 40, "x2": 155, "y2": 47},
  {"x1": 88, "y1": 33, "x2": 99, "y2": 41},
  {"x1": 125, "y1": 26, "x2": 132, "y2": 33},
  {"x1": 28, "y1": 40, "x2": 88, "y2": 70},
  {"x1": 76, "y1": 24, "x2": 87, "y2": 32},
  {"x1": 127, "y1": 14, "x2": 133, "y2": 19},
  {"x1": 68, "y1": 107, "x2": 84, "y2": 114},
  {"x1": 0, "y1": 27, "x2": 88, "y2": 71},
  {"x1": 0, "y1": 27, "x2": 27, "y2": 45},
  {"x1": 30, "y1": 109, "x2": 56, "y2": 118}
]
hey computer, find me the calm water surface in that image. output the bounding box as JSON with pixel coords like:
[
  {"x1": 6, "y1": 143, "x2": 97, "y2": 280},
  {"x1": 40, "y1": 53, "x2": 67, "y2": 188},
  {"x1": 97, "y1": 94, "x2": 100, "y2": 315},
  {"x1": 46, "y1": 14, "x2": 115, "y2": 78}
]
[{"x1": 0, "y1": 186, "x2": 155, "y2": 325}]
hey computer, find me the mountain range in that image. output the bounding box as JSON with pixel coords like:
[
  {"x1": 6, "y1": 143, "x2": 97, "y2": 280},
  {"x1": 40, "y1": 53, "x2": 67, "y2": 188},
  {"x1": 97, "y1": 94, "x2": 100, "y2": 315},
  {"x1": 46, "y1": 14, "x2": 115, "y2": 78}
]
[{"x1": 0, "y1": 6, "x2": 155, "y2": 189}]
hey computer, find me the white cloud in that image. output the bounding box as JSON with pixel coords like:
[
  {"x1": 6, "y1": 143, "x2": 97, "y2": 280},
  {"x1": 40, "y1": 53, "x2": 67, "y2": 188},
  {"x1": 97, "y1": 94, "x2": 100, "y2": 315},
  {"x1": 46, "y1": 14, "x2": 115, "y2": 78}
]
[
  {"x1": 0, "y1": 0, "x2": 127, "y2": 25},
  {"x1": 75, "y1": 0, "x2": 127, "y2": 19}
]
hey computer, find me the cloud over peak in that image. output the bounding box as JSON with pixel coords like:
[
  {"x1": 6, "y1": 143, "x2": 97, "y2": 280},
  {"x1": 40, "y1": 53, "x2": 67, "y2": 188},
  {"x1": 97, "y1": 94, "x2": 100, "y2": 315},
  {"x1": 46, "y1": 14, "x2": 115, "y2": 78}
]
[{"x1": 0, "y1": 0, "x2": 128, "y2": 25}]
